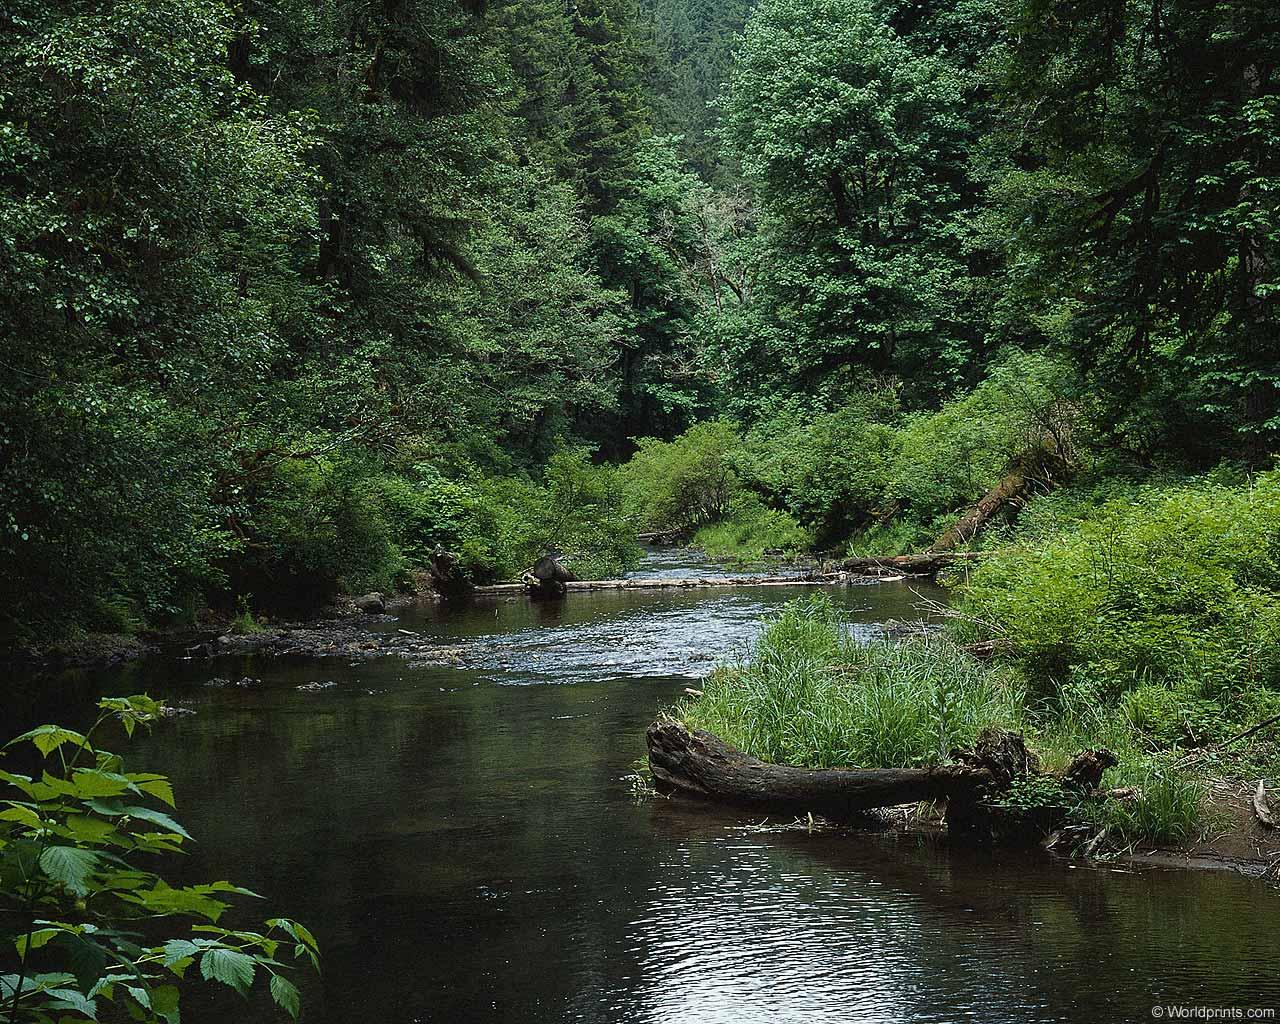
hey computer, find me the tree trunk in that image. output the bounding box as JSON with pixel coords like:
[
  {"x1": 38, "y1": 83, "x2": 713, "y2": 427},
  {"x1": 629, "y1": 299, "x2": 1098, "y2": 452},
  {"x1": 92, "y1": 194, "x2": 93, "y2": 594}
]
[
  {"x1": 929, "y1": 445, "x2": 1066, "y2": 553},
  {"x1": 648, "y1": 722, "x2": 1117, "y2": 838},
  {"x1": 646, "y1": 721, "x2": 996, "y2": 821},
  {"x1": 839, "y1": 551, "x2": 991, "y2": 576}
]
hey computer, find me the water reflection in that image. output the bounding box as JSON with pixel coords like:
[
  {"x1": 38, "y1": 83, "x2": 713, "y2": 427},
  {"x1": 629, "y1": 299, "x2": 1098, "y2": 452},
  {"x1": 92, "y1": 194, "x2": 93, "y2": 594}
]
[{"x1": 9, "y1": 567, "x2": 1280, "y2": 1023}]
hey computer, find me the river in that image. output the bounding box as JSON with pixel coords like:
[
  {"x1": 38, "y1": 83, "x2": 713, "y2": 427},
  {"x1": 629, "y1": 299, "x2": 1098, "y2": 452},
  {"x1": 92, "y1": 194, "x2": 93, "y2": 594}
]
[{"x1": 10, "y1": 551, "x2": 1280, "y2": 1022}]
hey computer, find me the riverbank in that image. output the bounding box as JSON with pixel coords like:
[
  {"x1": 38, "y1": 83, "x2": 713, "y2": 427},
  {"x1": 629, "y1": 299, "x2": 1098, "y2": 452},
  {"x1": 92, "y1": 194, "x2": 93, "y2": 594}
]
[
  {"x1": 658, "y1": 596, "x2": 1280, "y2": 874},
  {"x1": 2, "y1": 588, "x2": 431, "y2": 672}
]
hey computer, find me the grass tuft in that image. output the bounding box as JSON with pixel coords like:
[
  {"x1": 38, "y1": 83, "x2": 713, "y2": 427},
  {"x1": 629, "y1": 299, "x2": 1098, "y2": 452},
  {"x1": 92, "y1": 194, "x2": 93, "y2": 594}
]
[{"x1": 679, "y1": 596, "x2": 1024, "y2": 769}]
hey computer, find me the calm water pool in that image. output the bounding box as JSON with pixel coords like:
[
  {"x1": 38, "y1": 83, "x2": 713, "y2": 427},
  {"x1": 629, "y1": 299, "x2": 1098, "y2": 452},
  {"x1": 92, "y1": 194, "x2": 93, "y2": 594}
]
[{"x1": 10, "y1": 555, "x2": 1280, "y2": 1022}]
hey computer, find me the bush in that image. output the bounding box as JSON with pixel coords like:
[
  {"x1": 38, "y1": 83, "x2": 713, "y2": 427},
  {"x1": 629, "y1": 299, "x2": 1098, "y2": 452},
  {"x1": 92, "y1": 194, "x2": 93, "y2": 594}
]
[
  {"x1": 228, "y1": 457, "x2": 400, "y2": 610},
  {"x1": 0, "y1": 696, "x2": 319, "y2": 1022},
  {"x1": 739, "y1": 389, "x2": 901, "y2": 545},
  {"x1": 621, "y1": 420, "x2": 743, "y2": 533},
  {"x1": 693, "y1": 492, "x2": 812, "y2": 563},
  {"x1": 887, "y1": 350, "x2": 1081, "y2": 525},
  {"x1": 679, "y1": 597, "x2": 1024, "y2": 769},
  {"x1": 1078, "y1": 766, "x2": 1206, "y2": 846},
  {"x1": 956, "y1": 471, "x2": 1280, "y2": 698},
  {"x1": 460, "y1": 448, "x2": 642, "y2": 582}
]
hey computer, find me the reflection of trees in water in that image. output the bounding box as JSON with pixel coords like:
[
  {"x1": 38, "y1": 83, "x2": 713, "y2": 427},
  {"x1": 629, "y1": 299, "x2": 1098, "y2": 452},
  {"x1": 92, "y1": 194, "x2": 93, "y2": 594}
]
[
  {"x1": 31, "y1": 567, "x2": 1278, "y2": 1023},
  {"x1": 636, "y1": 808, "x2": 1280, "y2": 1021}
]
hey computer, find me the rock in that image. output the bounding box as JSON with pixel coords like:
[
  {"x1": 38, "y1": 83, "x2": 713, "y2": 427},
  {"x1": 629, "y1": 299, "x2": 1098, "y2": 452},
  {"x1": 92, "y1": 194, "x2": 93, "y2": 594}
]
[{"x1": 353, "y1": 593, "x2": 386, "y2": 614}]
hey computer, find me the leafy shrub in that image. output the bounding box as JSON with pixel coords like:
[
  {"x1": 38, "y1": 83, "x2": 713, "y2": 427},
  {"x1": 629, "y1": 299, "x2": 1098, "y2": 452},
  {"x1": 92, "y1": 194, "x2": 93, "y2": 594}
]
[
  {"x1": 679, "y1": 597, "x2": 1024, "y2": 769},
  {"x1": 1077, "y1": 766, "x2": 1206, "y2": 846},
  {"x1": 1122, "y1": 685, "x2": 1231, "y2": 748},
  {"x1": 957, "y1": 471, "x2": 1280, "y2": 697},
  {"x1": 461, "y1": 449, "x2": 642, "y2": 582},
  {"x1": 693, "y1": 492, "x2": 812, "y2": 562},
  {"x1": 0, "y1": 695, "x2": 319, "y2": 1022},
  {"x1": 370, "y1": 470, "x2": 483, "y2": 569},
  {"x1": 739, "y1": 389, "x2": 901, "y2": 544},
  {"x1": 621, "y1": 420, "x2": 743, "y2": 533},
  {"x1": 229, "y1": 457, "x2": 400, "y2": 610},
  {"x1": 887, "y1": 350, "x2": 1080, "y2": 524}
]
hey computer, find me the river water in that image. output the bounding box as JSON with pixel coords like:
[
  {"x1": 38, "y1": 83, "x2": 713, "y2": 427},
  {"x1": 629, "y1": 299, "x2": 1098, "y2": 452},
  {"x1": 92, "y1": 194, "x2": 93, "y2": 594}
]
[{"x1": 11, "y1": 552, "x2": 1280, "y2": 1022}]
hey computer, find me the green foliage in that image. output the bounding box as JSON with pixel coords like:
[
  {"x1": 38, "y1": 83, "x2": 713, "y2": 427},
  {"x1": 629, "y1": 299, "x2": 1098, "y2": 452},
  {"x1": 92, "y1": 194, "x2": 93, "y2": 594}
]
[
  {"x1": 462, "y1": 449, "x2": 643, "y2": 582},
  {"x1": 228, "y1": 597, "x2": 266, "y2": 637},
  {"x1": 989, "y1": 0, "x2": 1280, "y2": 458},
  {"x1": 230, "y1": 458, "x2": 400, "y2": 610},
  {"x1": 888, "y1": 351, "x2": 1080, "y2": 522},
  {"x1": 1078, "y1": 768, "x2": 1207, "y2": 847},
  {"x1": 679, "y1": 597, "x2": 1024, "y2": 769},
  {"x1": 692, "y1": 493, "x2": 812, "y2": 563},
  {"x1": 740, "y1": 388, "x2": 902, "y2": 544},
  {"x1": 0, "y1": 696, "x2": 318, "y2": 1022},
  {"x1": 957, "y1": 471, "x2": 1280, "y2": 697},
  {"x1": 720, "y1": 0, "x2": 991, "y2": 406},
  {"x1": 622, "y1": 420, "x2": 744, "y2": 533}
]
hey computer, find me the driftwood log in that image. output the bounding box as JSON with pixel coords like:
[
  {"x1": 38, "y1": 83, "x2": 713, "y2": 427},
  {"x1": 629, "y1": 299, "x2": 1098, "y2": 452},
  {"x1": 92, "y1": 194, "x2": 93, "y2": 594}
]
[
  {"x1": 647, "y1": 721, "x2": 1116, "y2": 836},
  {"x1": 839, "y1": 551, "x2": 992, "y2": 576},
  {"x1": 472, "y1": 573, "x2": 873, "y2": 596},
  {"x1": 647, "y1": 721, "x2": 996, "y2": 822},
  {"x1": 522, "y1": 554, "x2": 578, "y2": 597}
]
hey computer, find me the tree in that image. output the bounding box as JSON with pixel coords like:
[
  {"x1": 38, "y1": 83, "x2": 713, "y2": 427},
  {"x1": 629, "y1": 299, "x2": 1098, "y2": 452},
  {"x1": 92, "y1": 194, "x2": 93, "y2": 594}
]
[
  {"x1": 721, "y1": 0, "x2": 985, "y2": 408},
  {"x1": 990, "y1": 0, "x2": 1280, "y2": 461}
]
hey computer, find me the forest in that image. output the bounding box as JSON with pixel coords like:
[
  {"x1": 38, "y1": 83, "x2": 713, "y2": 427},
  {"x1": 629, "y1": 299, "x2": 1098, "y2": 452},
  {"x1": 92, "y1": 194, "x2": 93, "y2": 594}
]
[
  {"x1": 5, "y1": 0, "x2": 1279, "y2": 642},
  {"x1": 4, "y1": 1, "x2": 1280, "y2": 1020}
]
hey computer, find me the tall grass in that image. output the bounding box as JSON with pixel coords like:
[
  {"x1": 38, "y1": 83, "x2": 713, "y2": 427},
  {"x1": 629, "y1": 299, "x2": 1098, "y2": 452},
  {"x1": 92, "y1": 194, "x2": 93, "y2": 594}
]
[
  {"x1": 676, "y1": 598, "x2": 1207, "y2": 847},
  {"x1": 680, "y1": 597, "x2": 1024, "y2": 769},
  {"x1": 1027, "y1": 678, "x2": 1206, "y2": 845}
]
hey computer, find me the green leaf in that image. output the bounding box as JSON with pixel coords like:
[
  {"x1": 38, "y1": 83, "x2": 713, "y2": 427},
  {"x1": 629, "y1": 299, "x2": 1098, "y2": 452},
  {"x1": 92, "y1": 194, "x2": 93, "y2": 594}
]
[
  {"x1": 7, "y1": 725, "x2": 90, "y2": 758},
  {"x1": 69, "y1": 770, "x2": 134, "y2": 799},
  {"x1": 128, "y1": 774, "x2": 176, "y2": 807},
  {"x1": 39, "y1": 846, "x2": 98, "y2": 895},
  {"x1": 161, "y1": 940, "x2": 199, "y2": 966},
  {"x1": 63, "y1": 814, "x2": 118, "y2": 844},
  {"x1": 44, "y1": 986, "x2": 98, "y2": 1019},
  {"x1": 0, "y1": 769, "x2": 38, "y2": 798},
  {"x1": 119, "y1": 806, "x2": 191, "y2": 840},
  {"x1": 199, "y1": 948, "x2": 255, "y2": 995},
  {"x1": 151, "y1": 984, "x2": 180, "y2": 1024},
  {"x1": 0, "y1": 803, "x2": 44, "y2": 829},
  {"x1": 268, "y1": 919, "x2": 319, "y2": 954},
  {"x1": 15, "y1": 927, "x2": 59, "y2": 956},
  {"x1": 269, "y1": 974, "x2": 300, "y2": 1019},
  {"x1": 124, "y1": 984, "x2": 151, "y2": 1010}
]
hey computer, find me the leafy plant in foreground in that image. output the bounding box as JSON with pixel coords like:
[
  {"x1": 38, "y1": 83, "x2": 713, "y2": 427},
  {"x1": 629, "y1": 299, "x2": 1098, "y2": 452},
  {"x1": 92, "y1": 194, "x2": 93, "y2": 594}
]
[{"x1": 0, "y1": 696, "x2": 318, "y2": 1022}]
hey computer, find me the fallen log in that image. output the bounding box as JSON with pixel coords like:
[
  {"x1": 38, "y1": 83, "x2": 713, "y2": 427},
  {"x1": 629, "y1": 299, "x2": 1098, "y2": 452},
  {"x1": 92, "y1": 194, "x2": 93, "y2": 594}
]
[
  {"x1": 929, "y1": 445, "x2": 1068, "y2": 553},
  {"x1": 839, "y1": 551, "x2": 993, "y2": 576},
  {"x1": 646, "y1": 721, "x2": 996, "y2": 821},
  {"x1": 840, "y1": 439, "x2": 1074, "y2": 577},
  {"x1": 646, "y1": 721, "x2": 1117, "y2": 837},
  {"x1": 473, "y1": 573, "x2": 861, "y2": 596},
  {"x1": 522, "y1": 553, "x2": 578, "y2": 598},
  {"x1": 637, "y1": 529, "x2": 687, "y2": 546}
]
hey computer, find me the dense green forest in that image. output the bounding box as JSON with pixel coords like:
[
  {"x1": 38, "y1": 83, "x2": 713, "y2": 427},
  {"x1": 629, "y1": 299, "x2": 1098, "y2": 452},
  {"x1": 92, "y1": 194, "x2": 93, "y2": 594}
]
[
  {"x1": 3, "y1": 0, "x2": 1279, "y2": 649},
  {"x1": 4, "y1": 6, "x2": 1280, "y2": 1014}
]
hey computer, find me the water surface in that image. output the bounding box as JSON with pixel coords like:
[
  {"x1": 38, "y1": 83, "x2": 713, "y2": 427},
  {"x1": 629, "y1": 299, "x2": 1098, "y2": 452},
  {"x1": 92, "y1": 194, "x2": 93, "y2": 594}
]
[{"x1": 11, "y1": 555, "x2": 1280, "y2": 1022}]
